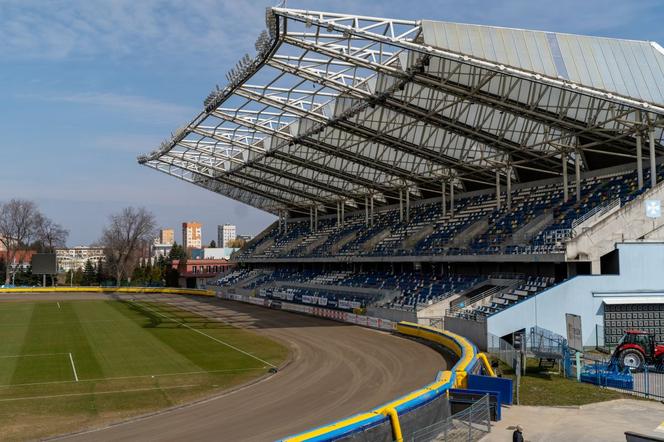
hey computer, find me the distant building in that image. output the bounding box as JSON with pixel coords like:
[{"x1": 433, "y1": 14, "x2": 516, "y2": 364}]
[
  {"x1": 203, "y1": 247, "x2": 239, "y2": 260},
  {"x1": 0, "y1": 250, "x2": 35, "y2": 272},
  {"x1": 55, "y1": 247, "x2": 105, "y2": 273},
  {"x1": 218, "y1": 224, "x2": 236, "y2": 248},
  {"x1": 151, "y1": 243, "x2": 172, "y2": 258},
  {"x1": 182, "y1": 221, "x2": 202, "y2": 250},
  {"x1": 152, "y1": 228, "x2": 175, "y2": 258},
  {"x1": 172, "y1": 258, "x2": 233, "y2": 289},
  {"x1": 159, "y1": 228, "x2": 175, "y2": 245}
]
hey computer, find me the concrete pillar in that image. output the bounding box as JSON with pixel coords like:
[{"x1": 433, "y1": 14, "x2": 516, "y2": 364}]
[
  {"x1": 365, "y1": 196, "x2": 369, "y2": 226},
  {"x1": 591, "y1": 259, "x2": 601, "y2": 275},
  {"x1": 370, "y1": 194, "x2": 374, "y2": 227},
  {"x1": 336, "y1": 202, "x2": 340, "y2": 226},
  {"x1": 496, "y1": 170, "x2": 501, "y2": 210},
  {"x1": 650, "y1": 128, "x2": 657, "y2": 188},
  {"x1": 341, "y1": 201, "x2": 345, "y2": 227},
  {"x1": 637, "y1": 132, "x2": 644, "y2": 190},
  {"x1": 309, "y1": 206, "x2": 313, "y2": 231},
  {"x1": 405, "y1": 188, "x2": 410, "y2": 222},
  {"x1": 442, "y1": 181, "x2": 447, "y2": 217},
  {"x1": 575, "y1": 151, "x2": 581, "y2": 203},
  {"x1": 562, "y1": 153, "x2": 569, "y2": 202},
  {"x1": 278, "y1": 212, "x2": 282, "y2": 233},
  {"x1": 284, "y1": 213, "x2": 288, "y2": 234},
  {"x1": 450, "y1": 182, "x2": 455, "y2": 217},
  {"x1": 506, "y1": 166, "x2": 512, "y2": 210},
  {"x1": 314, "y1": 207, "x2": 318, "y2": 232},
  {"x1": 399, "y1": 189, "x2": 404, "y2": 222}
]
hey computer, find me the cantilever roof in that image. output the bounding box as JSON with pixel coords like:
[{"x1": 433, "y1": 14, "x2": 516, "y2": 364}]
[
  {"x1": 139, "y1": 8, "x2": 664, "y2": 216},
  {"x1": 422, "y1": 20, "x2": 664, "y2": 106}
]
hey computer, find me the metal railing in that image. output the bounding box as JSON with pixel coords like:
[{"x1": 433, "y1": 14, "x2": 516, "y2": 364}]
[
  {"x1": 571, "y1": 198, "x2": 620, "y2": 231},
  {"x1": 528, "y1": 326, "x2": 567, "y2": 359},
  {"x1": 568, "y1": 352, "x2": 664, "y2": 401},
  {"x1": 409, "y1": 394, "x2": 491, "y2": 442},
  {"x1": 487, "y1": 332, "x2": 519, "y2": 370}
]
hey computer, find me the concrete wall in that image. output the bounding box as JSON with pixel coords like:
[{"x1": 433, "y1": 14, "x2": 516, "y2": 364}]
[
  {"x1": 366, "y1": 306, "x2": 417, "y2": 323},
  {"x1": 445, "y1": 316, "x2": 488, "y2": 351},
  {"x1": 487, "y1": 242, "x2": 664, "y2": 347},
  {"x1": 566, "y1": 181, "x2": 664, "y2": 272}
]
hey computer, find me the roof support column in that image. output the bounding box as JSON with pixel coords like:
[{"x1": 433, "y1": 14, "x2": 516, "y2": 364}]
[
  {"x1": 562, "y1": 153, "x2": 569, "y2": 202},
  {"x1": 575, "y1": 150, "x2": 581, "y2": 203},
  {"x1": 365, "y1": 196, "x2": 369, "y2": 227},
  {"x1": 441, "y1": 181, "x2": 447, "y2": 217},
  {"x1": 370, "y1": 194, "x2": 374, "y2": 227},
  {"x1": 309, "y1": 206, "x2": 314, "y2": 232},
  {"x1": 278, "y1": 211, "x2": 283, "y2": 234},
  {"x1": 450, "y1": 182, "x2": 455, "y2": 217},
  {"x1": 314, "y1": 207, "x2": 318, "y2": 232},
  {"x1": 495, "y1": 171, "x2": 501, "y2": 210},
  {"x1": 650, "y1": 127, "x2": 657, "y2": 188},
  {"x1": 405, "y1": 188, "x2": 410, "y2": 222},
  {"x1": 506, "y1": 165, "x2": 512, "y2": 210},
  {"x1": 284, "y1": 212, "x2": 288, "y2": 234},
  {"x1": 399, "y1": 189, "x2": 404, "y2": 222},
  {"x1": 336, "y1": 202, "x2": 340, "y2": 227},
  {"x1": 637, "y1": 131, "x2": 644, "y2": 189}
]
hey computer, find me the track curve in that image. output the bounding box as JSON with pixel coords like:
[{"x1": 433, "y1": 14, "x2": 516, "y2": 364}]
[{"x1": 28, "y1": 293, "x2": 450, "y2": 442}]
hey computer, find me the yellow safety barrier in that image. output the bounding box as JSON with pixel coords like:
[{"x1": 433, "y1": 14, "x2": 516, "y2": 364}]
[
  {"x1": 477, "y1": 352, "x2": 496, "y2": 377},
  {"x1": 0, "y1": 287, "x2": 215, "y2": 296},
  {"x1": 281, "y1": 321, "x2": 494, "y2": 442}
]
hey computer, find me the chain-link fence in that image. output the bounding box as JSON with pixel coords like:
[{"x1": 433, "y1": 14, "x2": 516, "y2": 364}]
[
  {"x1": 409, "y1": 394, "x2": 491, "y2": 442},
  {"x1": 487, "y1": 332, "x2": 519, "y2": 370}
]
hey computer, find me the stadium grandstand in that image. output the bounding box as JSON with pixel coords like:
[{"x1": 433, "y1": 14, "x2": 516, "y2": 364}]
[{"x1": 139, "y1": 7, "x2": 664, "y2": 345}]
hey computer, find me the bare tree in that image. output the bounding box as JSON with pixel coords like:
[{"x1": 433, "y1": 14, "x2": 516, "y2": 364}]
[
  {"x1": 100, "y1": 207, "x2": 156, "y2": 284},
  {"x1": 35, "y1": 215, "x2": 69, "y2": 252},
  {"x1": 0, "y1": 199, "x2": 41, "y2": 284}
]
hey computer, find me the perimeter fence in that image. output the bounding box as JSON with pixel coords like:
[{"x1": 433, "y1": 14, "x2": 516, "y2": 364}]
[{"x1": 409, "y1": 394, "x2": 491, "y2": 442}]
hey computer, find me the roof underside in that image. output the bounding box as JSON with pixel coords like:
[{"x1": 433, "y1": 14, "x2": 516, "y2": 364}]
[{"x1": 139, "y1": 8, "x2": 664, "y2": 216}]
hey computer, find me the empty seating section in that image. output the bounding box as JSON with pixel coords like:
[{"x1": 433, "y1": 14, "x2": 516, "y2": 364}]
[
  {"x1": 238, "y1": 168, "x2": 653, "y2": 260},
  {"x1": 227, "y1": 268, "x2": 489, "y2": 312},
  {"x1": 215, "y1": 269, "x2": 252, "y2": 286},
  {"x1": 457, "y1": 276, "x2": 556, "y2": 319},
  {"x1": 258, "y1": 286, "x2": 374, "y2": 311}
]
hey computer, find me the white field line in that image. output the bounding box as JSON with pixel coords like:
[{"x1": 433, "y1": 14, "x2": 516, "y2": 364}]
[
  {"x1": 57, "y1": 302, "x2": 60, "y2": 309},
  {"x1": 0, "y1": 367, "x2": 266, "y2": 389},
  {"x1": 68, "y1": 353, "x2": 79, "y2": 382},
  {"x1": 0, "y1": 353, "x2": 68, "y2": 359},
  {"x1": 131, "y1": 301, "x2": 277, "y2": 368},
  {"x1": 0, "y1": 384, "x2": 200, "y2": 402},
  {"x1": 0, "y1": 319, "x2": 119, "y2": 327}
]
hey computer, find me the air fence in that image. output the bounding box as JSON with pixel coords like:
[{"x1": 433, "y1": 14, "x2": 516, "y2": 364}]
[{"x1": 279, "y1": 323, "x2": 506, "y2": 442}]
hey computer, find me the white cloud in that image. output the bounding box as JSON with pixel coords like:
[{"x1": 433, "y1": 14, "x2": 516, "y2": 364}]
[
  {"x1": 0, "y1": 0, "x2": 267, "y2": 61},
  {"x1": 18, "y1": 91, "x2": 197, "y2": 124}
]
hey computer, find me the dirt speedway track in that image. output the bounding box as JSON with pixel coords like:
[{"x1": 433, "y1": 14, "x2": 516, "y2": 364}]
[{"x1": 12, "y1": 293, "x2": 449, "y2": 442}]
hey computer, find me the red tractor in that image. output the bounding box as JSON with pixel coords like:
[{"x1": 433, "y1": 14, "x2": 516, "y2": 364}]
[{"x1": 613, "y1": 330, "x2": 664, "y2": 371}]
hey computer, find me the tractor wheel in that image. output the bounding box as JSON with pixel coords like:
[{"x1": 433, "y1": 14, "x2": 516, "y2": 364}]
[{"x1": 619, "y1": 349, "x2": 645, "y2": 371}]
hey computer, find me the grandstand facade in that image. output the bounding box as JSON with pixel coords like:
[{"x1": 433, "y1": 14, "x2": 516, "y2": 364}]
[{"x1": 140, "y1": 8, "x2": 664, "y2": 345}]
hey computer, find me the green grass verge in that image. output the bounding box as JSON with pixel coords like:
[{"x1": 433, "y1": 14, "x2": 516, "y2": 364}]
[
  {"x1": 0, "y1": 299, "x2": 288, "y2": 441},
  {"x1": 497, "y1": 358, "x2": 635, "y2": 406}
]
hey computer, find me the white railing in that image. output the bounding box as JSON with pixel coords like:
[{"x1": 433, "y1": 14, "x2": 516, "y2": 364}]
[{"x1": 571, "y1": 198, "x2": 620, "y2": 230}]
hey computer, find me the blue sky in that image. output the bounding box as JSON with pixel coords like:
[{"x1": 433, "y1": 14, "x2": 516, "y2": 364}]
[{"x1": 1, "y1": 0, "x2": 663, "y2": 245}]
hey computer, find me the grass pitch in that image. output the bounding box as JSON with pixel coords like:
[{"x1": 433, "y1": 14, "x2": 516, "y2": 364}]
[{"x1": 0, "y1": 299, "x2": 288, "y2": 441}]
